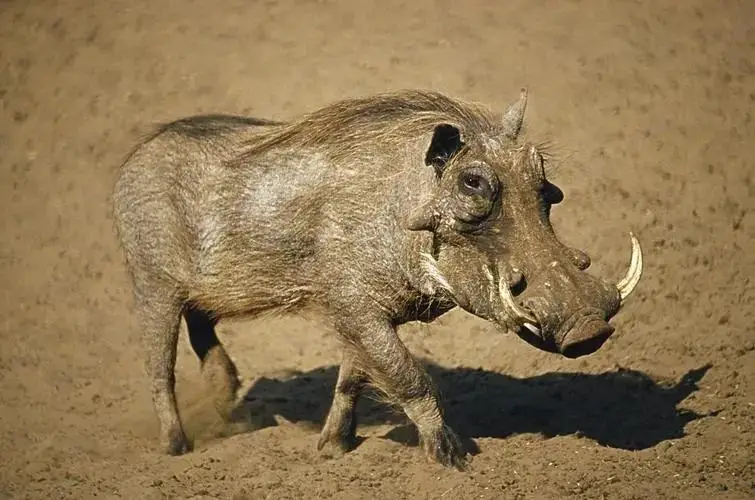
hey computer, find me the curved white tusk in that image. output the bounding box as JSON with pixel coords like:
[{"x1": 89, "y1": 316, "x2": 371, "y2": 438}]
[
  {"x1": 617, "y1": 232, "x2": 643, "y2": 301},
  {"x1": 498, "y1": 276, "x2": 538, "y2": 324}
]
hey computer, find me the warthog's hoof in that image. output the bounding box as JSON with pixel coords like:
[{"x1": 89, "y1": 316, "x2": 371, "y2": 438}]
[
  {"x1": 163, "y1": 428, "x2": 193, "y2": 456},
  {"x1": 420, "y1": 424, "x2": 468, "y2": 471},
  {"x1": 316, "y1": 420, "x2": 359, "y2": 455}
]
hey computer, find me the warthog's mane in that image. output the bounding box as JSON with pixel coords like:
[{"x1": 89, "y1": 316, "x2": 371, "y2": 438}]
[{"x1": 237, "y1": 90, "x2": 506, "y2": 162}]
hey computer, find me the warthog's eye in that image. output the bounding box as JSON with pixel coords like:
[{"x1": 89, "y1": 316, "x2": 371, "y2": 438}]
[
  {"x1": 452, "y1": 166, "x2": 499, "y2": 230},
  {"x1": 459, "y1": 172, "x2": 494, "y2": 199}
]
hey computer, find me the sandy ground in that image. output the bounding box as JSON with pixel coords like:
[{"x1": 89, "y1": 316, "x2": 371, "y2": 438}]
[{"x1": 1, "y1": 0, "x2": 753, "y2": 498}]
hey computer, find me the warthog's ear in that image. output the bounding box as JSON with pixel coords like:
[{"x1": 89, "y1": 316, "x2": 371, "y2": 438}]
[
  {"x1": 424, "y1": 124, "x2": 464, "y2": 176},
  {"x1": 502, "y1": 88, "x2": 528, "y2": 138}
]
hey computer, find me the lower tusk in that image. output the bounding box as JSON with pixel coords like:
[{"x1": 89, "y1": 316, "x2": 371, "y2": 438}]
[
  {"x1": 617, "y1": 232, "x2": 643, "y2": 301},
  {"x1": 523, "y1": 322, "x2": 541, "y2": 335},
  {"x1": 484, "y1": 265, "x2": 539, "y2": 328},
  {"x1": 497, "y1": 275, "x2": 538, "y2": 324}
]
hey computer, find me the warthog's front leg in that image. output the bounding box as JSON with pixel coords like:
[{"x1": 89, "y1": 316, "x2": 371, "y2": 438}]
[
  {"x1": 317, "y1": 349, "x2": 368, "y2": 453},
  {"x1": 333, "y1": 316, "x2": 468, "y2": 469}
]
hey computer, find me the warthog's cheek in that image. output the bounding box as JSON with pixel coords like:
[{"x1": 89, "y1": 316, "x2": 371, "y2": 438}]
[{"x1": 430, "y1": 248, "x2": 502, "y2": 321}]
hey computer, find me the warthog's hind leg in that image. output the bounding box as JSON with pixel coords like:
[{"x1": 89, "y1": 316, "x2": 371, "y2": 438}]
[
  {"x1": 183, "y1": 305, "x2": 241, "y2": 422},
  {"x1": 133, "y1": 277, "x2": 191, "y2": 455}
]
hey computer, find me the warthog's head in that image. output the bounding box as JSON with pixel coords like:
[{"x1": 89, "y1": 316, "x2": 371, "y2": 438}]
[{"x1": 407, "y1": 90, "x2": 642, "y2": 358}]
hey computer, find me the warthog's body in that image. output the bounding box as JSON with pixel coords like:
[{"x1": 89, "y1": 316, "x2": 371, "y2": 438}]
[{"x1": 113, "y1": 90, "x2": 642, "y2": 468}]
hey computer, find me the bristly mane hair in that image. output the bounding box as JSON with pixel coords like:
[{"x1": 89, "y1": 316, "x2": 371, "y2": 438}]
[{"x1": 236, "y1": 90, "x2": 506, "y2": 163}]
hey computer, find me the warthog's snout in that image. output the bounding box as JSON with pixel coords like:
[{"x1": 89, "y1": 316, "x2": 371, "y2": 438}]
[
  {"x1": 560, "y1": 316, "x2": 616, "y2": 358},
  {"x1": 495, "y1": 234, "x2": 644, "y2": 358}
]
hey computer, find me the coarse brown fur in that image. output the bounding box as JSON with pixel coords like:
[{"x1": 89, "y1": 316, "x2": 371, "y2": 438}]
[
  {"x1": 112, "y1": 89, "x2": 636, "y2": 469},
  {"x1": 236, "y1": 90, "x2": 504, "y2": 162}
]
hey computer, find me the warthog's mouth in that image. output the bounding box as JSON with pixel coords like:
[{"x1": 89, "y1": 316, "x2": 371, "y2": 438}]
[
  {"x1": 512, "y1": 311, "x2": 616, "y2": 358},
  {"x1": 489, "y1": 233, "x2": 643, "y2": 358}
]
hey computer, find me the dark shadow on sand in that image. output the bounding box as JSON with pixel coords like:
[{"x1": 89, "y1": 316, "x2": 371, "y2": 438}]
[{"x1": 237, "y1": 361, "x2": 714, "y2": 451}]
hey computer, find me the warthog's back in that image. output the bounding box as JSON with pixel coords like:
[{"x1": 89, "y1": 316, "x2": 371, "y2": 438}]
[{"x1": 113, "y1": 113, "x2": 310, "y2": 316}]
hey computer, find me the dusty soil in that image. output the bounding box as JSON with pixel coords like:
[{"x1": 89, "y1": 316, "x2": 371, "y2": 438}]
[{"x1": 1, "y1": 0, "x2": 753, "y2": 498}]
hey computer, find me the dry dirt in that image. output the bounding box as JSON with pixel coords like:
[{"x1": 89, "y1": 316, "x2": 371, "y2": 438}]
[{"x1": 1, "y1": 0, "x2": 753, "y2": 498}]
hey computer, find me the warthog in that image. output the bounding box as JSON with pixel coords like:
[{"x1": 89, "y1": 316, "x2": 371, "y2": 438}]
[{"x1": 112, "y1": 89, "x2": 642, "y2": 469}]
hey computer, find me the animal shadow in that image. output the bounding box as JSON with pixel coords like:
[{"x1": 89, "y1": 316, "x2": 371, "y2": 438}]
[{"x1": 237, "y1": 361, "x2": 714, "y2": 451}]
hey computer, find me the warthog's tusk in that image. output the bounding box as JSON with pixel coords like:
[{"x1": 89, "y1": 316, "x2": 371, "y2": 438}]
[
  {"x1": 523, "y1": 322, "x2": 541, "y2": 335},
  {"x1": 497, "y1": 276, "x2": 538, "y2": 324},
  {"x1": 617, "y1": 232, "x2": 643, "y2": 301},
  {"x1": 485, "y1": 265, "x2": 539, "y2": 331}
]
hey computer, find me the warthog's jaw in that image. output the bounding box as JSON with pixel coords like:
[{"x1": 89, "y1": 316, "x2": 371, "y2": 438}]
[{"x1": 490, "y1": 233, "x2": 644, "y2": 358}]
